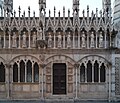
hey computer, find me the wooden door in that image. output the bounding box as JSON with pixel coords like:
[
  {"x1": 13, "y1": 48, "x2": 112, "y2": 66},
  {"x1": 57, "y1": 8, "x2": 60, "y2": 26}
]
[{"x1": 53, "y1": 63, "x2": 66, "y2": 95}]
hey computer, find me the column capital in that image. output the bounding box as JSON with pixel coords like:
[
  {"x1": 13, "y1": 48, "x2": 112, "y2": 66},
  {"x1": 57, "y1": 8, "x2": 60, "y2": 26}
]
[
  {"x1": 40, "y1": 63, "x2": 46, "y2": 68},
  {"x1": 74, "y1": 63, "x2": 80, "y2": 68},
  {"x1": 5, "y1": 63, "x2": 12, "y2": 68}
]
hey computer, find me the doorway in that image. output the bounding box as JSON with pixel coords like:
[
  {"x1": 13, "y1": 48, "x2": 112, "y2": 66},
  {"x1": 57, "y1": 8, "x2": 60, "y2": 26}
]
[{"x1": 53, "y1": 63, "x2": 66, "y2": 95}]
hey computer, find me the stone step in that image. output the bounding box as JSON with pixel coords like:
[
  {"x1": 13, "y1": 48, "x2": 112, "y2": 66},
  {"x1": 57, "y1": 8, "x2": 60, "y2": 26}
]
[{"x1": 0, "y1": 100, "x2": 119, "y2": 103}]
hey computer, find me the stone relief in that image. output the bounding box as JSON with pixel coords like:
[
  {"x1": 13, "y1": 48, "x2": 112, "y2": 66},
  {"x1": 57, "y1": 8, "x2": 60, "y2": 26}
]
[
  {"x1": 22, "y1": 32, "x2": 27, "y2": 48},
  {"x1": 81, "y1": 31, "x2": 86, "y2": 48},
  {"x1": 12, "y1": 32, "x2": 17, "y2": 48},
  {"x1": 37, "y1": 27, "x2": 43, "y2": 40},
  {"x1": 99, "y1": 31, "x2": 103, "y2": 48},
  {"x1": 48, "y1": 34, "x2": 52, "y2": 48},
  {"x1": 32, "y1": 32, "x2": 37, "y2": 48},
  {"x1": 90, "y1": 31, "x2": 94, "y2": 48},
  {"x1": 67, "y1": 32, "x2": 71, "y2": 48},
  {"x1": 57, "y1": 32, "x2": 62, "y2": 48}
]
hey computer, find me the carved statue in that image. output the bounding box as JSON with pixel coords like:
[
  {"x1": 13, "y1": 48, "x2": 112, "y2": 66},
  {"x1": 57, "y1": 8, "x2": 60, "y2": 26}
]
[
  {"x1": 48, "y1": 34, "x2": 52, "y2": 48},
  {"x1": 90, "y1": 31, "x2": 95, "y2": 48},
  {"x1": 32, "y1": 32, "x2": 37, "y2": 48},
  {"x1": 22, "y1": 32, "x2": 27, "y2": 48},
  {"x1": 37, "y1": 27, "x2": 43, "y2": 40},
  {"x1": 57, "y1": 32, "x2": 62, "y2": 48},
  {"x1": 67, "y1": 32, "x2": 71, "y2": 48},
  {"x1": 81, "y1": 31, "x2": 86, "y2": 48},
  {"x1": 99, "y1": 31, "x2": 103, "y2": 48},
  {"x1": 12, "y1": 32, "x2": 17, "y2": 48}
]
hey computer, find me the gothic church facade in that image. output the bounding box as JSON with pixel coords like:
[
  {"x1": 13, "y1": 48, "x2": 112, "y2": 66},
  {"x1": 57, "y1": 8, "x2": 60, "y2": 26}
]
[{"x1": 0, "y1": 0, "x2": 119, "y2": 102}]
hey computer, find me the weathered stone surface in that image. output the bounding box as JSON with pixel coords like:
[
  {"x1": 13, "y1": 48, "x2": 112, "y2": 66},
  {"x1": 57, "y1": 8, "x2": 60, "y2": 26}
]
[{"x1": 23, "y1": 85, "x2": 30, "y2": 92}]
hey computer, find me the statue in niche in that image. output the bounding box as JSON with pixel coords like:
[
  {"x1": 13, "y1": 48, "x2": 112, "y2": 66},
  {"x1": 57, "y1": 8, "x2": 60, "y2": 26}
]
[
  {"x1": 37, "y1": 27, "x2": 43, "y2": 40},
  {"x1": 90, "y1": 31, "x2": 95, "y2": 48},
  {"x1": 22, "y1": 31, "x2": 27, "y2": 48},
  {"x1": 99, "y1": 31, "x2": 103, "y2": 48},
  {"x1": 81, "y1": 31, "x2": 86, "y2": 48},
  {"x1": 67, "y1": 32, "x2": 71, "y2": 48},
  {"x1": 12, "y1": 32, "x2": 17, "y2": 48},
  {"x1": 57, "y1": 32, "x2": 62, "y2": 48},
  {"x1": 48, "y1": 34, "x2": 52, "y2": 48},
  {"x1": 32, "y1": 32, "x2": 37, "y2": 48}
]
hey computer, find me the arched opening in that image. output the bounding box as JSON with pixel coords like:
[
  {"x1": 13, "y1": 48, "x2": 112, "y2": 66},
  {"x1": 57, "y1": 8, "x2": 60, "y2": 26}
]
[
  {"x1": 80, "y1": 63, "x2": 85, "y2": 82},
  {"x1": 0, "y1": 62, "x2": 5, "y2": 82},
  {"x1": 94, "y1": 61, "x2": 99, "y2": 82},
  {"x1": 20, "y1": 60, "x2": 25, "y2": 82},
  {"x1": 100, "y1": 63, "x2": 106, "y2": 82},
  {"x1": 13, "y1": 62, "x2": 18, "y2": 82},
  {"x1": 34, "y1": 62, "x2": 39, "y2": 82},
  {"x1": 87, "y1": 60, "x2": 92, "y2": 82},
  {"x1": 27, "y1": 60, "x2": 32, "y2": 82}
]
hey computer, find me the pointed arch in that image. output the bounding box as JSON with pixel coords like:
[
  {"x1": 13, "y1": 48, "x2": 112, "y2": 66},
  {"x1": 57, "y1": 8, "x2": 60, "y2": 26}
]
[
  {"x1": 94, "y1": 60, "x2": 99, "y2": 82},
  {"x1": 100, "y1": 63, "x2": 106, "y2": 82},
  {"x1": 34, "y1": 62, "x2": 39, "y2": 82},
  {"x1": 13, "y1": 62, "x2": 18, "y2": 82},
  {"x1": 87, "y1": 60, "x2": 92, "y2": 82},
  {"x1": 45, "y1": 55, "x2": 76, "y2": 66},
  {"x1": 77, "y1": 55, "x2": 110, "y2": 83},
  {"x1": 27, "y1": 60, "x2": 32, "y2": 82},
  {"x1": 80, "y1": 63, "x2": 85, "y2": 82},
  {"x1": 0, "y1": 62, "x2": 5, "y2": 82},
  {"x1": 20, "y1": 60, "x2": 25, "y2": 82},
  {"x1": 77, "y1": 55, "x2": 110, "y2": 67}
]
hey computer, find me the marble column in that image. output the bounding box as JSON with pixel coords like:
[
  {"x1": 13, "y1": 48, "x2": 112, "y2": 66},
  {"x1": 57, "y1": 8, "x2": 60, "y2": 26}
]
[
  {"x1": 74, "y1": 63, "x2": 79, "y2": 99},
  {"x1": 3, "y1": 31, "x2": 6, "y2": 48},
  {"x1": 40, "y1": 64, "x2": 46, "y2": 99},
  {"x1": 53, "y1": 32, "x2": 56, "y2": 48},
  {"x1": 63, "y1": 31, "x2": 65, "y2": 48},
  {"x1": 28, "y1": 31, "x2": 31, "y2": 48},
  {"x1": 8, "y1": 31, "x2": 11, "y2": 49},
  {"x1": 5, "y1": 64, "x2": 11, "y2": 99}
]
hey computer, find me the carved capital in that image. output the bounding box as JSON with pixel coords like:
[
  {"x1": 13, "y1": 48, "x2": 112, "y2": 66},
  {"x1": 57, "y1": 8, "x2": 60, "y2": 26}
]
[
  {"x1": 5, "y1": 63, "x2": 11, "y2": 68},
  {"x1": 74, "y1": 63, "x2": 80, "y2": 68},
  {"x1": 40, "y1": 63, "x2": 46, "y2": 68}
]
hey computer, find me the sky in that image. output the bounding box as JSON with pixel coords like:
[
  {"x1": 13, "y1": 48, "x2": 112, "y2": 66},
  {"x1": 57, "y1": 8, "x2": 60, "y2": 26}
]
[{"x1": 13, "y1": 0, "x2": 114, "y2": 17}]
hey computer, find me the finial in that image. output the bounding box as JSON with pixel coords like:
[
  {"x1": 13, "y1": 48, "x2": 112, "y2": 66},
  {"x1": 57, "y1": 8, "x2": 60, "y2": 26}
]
[
  {"x1": 63, "y1": 6, "x2": 65, "y2": 17},
  {"x1": 54, "y1": 6, "x2": 56, "y2": 17},
  {"x1": 96, "y1": 8, "x2": 98, "y2": 13},
  {"x1": 63, "y1": 6, "x2": 65, "y2": 11},
  {"x1": 14, "y1": 10, "x2": 16, "y2": 17},
  {"x1": 54, "y1": 6, "x2": 56, "y2": 11},
  {"x1": 18, "y1": 6, "x2": 21, "y2": 17},
  {"x1": 87, "y1": 5, "x2": 89, "y2": 12},
  {"x1": 49, "y1": 9, "x2": 51, "y2": 17},
  {"x1": 68, "y1": 9, "x2": 70, "y2": 17},
  {"x1": 58, "y1": 11, "x2": 60, "y2": 17},
  {"x1": 23, "y1": 11, "x2": 25, "y2": 17},
  {"x1": 82, "y1": 10, "x2": 85, "y2": 17},
  {"x1": 91, "y1": 10, "x2": 94, "y2": 17},
  {"x1": 28, "y1": 6, "x2": 30, "y2": 17},
  {"x1": 33, "y1": 11, "x2": 35, "y2": 17},
  {"x1": 99, "y1": 10, "x2": 102, "y2": 17}
]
